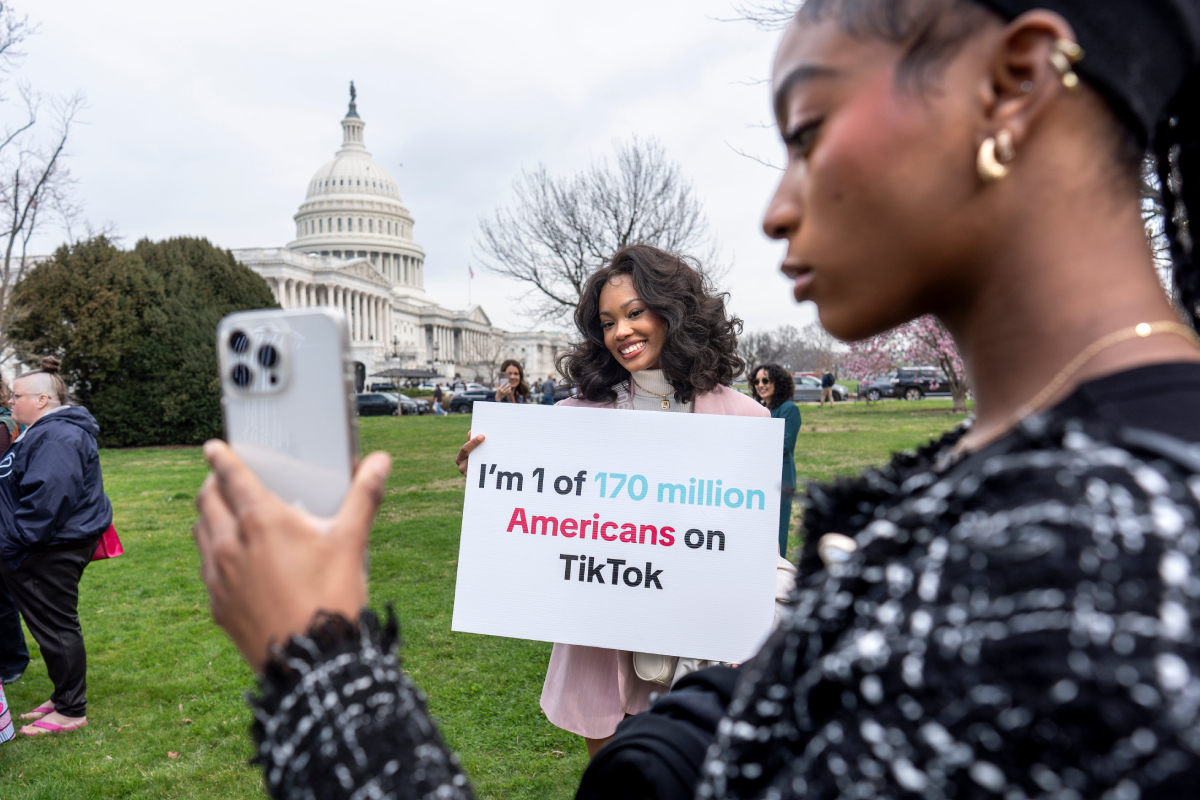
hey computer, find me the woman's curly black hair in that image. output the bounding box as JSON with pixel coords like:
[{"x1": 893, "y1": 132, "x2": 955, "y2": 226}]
[
  {"x1": 749, "y1": 363, "x2": 794, "y2": 411},
  {"x1": 556, "y1": 245, "x2": 745, "y2": 404}
]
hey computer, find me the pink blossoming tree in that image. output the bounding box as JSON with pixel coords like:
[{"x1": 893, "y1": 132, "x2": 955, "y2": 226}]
[{"x1": 843, "y1": 316, "x2": 970, "y2": 412}]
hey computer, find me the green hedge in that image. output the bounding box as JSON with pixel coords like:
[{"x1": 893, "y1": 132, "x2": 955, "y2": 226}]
[{"x1": 7, "y1": 236, "x2": 278, "y2": 446}]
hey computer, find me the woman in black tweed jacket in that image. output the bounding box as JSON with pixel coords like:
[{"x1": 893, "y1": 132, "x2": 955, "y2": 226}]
[{"x1": 193, "y1": 1, "x2": 1200, "y2": 798}]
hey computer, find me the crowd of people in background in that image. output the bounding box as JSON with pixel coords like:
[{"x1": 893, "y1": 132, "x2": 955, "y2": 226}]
[{"x1": 426, "y1": 370, "x2": 569, "y2": 415}]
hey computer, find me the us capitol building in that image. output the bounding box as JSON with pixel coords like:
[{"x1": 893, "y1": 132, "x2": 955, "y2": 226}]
[{"x1": 233, "y1": 87, "x2": 568, "y2": 387}]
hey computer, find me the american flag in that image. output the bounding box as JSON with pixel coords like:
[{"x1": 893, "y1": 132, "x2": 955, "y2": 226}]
[{"x1": 469, "y1": 266, "x2": 475, "y2": 279}]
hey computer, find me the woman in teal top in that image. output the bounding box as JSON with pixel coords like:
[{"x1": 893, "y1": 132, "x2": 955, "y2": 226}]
[{"x1": 751, "y1": 363, "x2": 801, "y2": 557}]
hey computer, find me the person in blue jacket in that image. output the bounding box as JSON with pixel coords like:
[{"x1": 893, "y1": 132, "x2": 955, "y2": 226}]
[
  {"x1": 751, "y1": 363, "x2": 801, "y2": 557},
  {"x1": 0, "y1": 357, "x2": 112, "y2": 736},
  {"x1": 0, "y1": 378, "x2": 27, "y2": 688}
]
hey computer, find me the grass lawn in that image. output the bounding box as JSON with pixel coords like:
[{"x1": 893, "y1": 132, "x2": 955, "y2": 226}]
[{"x1": 0, "y1": 399, "x2": 969, "y2": 799}]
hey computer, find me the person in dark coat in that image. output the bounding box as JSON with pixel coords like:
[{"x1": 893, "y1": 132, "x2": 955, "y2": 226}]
[
  {"x1": 819, "y1": 369, "x2": 834, "y2": 407},
  {"x1": 750, "y1": 364, "x2": 801, "y2": 556},
  {"x1": 188, "y1": 3, "x2": 1200, "y2": 799},
  {"x1": 0, "y1": 378, "x2": 26, "y2": 686},
  {"x1": 0, "y1": 357, "x2": 112, "y2": 736}
]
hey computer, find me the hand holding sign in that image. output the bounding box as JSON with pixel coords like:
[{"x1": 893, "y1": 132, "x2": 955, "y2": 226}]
[
  {"x1": 451, "y1": 402, "x2": 783, "y2": 663},
  {"x1": 455, "y1": 431, "x2": 485, "y2": 476}
]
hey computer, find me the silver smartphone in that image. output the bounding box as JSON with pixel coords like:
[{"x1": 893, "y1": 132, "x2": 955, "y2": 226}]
[{"x1": 216, "y1": 308, "x2": 359, "y2": 516}]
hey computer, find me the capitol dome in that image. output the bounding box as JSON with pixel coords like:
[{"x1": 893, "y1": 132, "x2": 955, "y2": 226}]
[{"x1": 287, "y1": 87, "x2": 426, "y2": 294}]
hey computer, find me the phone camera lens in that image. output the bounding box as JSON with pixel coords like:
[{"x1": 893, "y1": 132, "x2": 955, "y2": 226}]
[
  {"x1": 229, "y1": 330, "x2": 250, "y2": 353},
  {"x1": 257, "y1": 344, "x2": 279, "y2": 368},
  {"x1": 231, "y1": 365, "x2": 253, "y2": 387}
]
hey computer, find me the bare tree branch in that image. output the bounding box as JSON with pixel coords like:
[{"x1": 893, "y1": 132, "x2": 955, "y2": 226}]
[
  {"x1": 474, "y1": 136, "x2": 721, "y2": 326},
  {"x1": 0, "y1": 4, "x2": 85, "y2": 362},
  {"x1": 724, "y1": 140, "x2": 784, "y2": 171},
  {"x1": 738, "y1": 322, "x2": 844, "y2": 378},
  {"x1": 713, "y1": 1, "x2": 799, "y2": 30}
]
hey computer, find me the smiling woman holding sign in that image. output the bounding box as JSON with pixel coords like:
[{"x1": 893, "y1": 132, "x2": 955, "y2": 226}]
[{"x1": 457, "y1": 243, "x2": 769, "y2": 756}]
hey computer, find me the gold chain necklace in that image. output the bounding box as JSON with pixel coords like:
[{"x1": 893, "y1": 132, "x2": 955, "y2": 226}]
[
  {"x1": 953, "y1": 320, "x2": 1200, "y2": 456},
  {"x1": 631, "y1": 375, "x2": 672, "y2": 409}
]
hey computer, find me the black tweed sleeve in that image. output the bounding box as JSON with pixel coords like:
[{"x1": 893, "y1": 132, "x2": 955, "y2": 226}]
[
  {"x1": 249, "y1": 609, "x2": 473, "y2": 800},
  {"x1": 699, "y1": 419, "x2": 1200, "y2": 800}
]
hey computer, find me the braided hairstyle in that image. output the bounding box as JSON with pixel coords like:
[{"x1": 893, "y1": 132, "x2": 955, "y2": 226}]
[{"x1": 1154, "y1": 72, "x2": 1200, "y2": 332}]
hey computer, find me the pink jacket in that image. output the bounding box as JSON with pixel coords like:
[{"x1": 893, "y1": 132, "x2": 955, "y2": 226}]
[
  {"x1": 557, "y1": 383, "x2": 769, "y2": 417},
  {"x1": 539, "y1": 382, "x2": 768, "y2": 739}
]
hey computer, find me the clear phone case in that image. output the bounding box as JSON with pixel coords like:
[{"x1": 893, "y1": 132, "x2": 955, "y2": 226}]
[{"x1": 216, "y1": 308, "x2": 359, "y2": 516}]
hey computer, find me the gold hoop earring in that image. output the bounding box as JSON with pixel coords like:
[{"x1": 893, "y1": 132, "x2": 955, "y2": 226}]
[
  {"x1": 977, "y1": 136, "x2": 1009, "y2": 182},
  {"x1": 1049, "y1": 38, "x2": 1084, "y2": 92}
]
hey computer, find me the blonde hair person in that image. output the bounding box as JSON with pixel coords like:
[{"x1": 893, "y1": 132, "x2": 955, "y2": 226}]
[
  {"x1": 11, "y1": 357, "x2": 71, "y2": 421},
  {"x1": 2, "y1": 355, "x2": 112, "y2": 736}
]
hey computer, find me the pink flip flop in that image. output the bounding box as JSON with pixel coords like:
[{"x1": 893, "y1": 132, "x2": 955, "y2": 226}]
[
  {"x1": 19, "y1": 704, "x2": 54, "y2": 721},
  {"x1": 19, "y1": 718, "x2": 87, "y2": 736}
]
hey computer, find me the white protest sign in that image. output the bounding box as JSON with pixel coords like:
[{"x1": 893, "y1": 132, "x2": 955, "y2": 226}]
[{"x1": 451, "y1": 401, "x2": 784, "y2": 663}]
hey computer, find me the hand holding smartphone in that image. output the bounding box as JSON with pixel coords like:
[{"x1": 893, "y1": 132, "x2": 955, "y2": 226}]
[{"x1": 216, "y1": 309, "x2": 358, "y2": 517}]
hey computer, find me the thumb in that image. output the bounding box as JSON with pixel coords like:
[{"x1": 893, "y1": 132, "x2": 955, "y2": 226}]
[{"x1": 334, "y1": 451, "x2": 392, "y2": 545}]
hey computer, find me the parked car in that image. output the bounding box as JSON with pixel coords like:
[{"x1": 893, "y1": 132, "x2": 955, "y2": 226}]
[
  {"x1": 465, "y1": 382, "x2": 489, "y2": 393},
  {"x1": 449, "y1": 389, "x2": 494, "y2": 413},
  {"x1": 379, "y1": 392, "x2": 424, "y2": 415},
  {"x1": 858, "y1": 375, "x2": 896, "y2": 402},
  {"x1": 368, "y1": 382, "x2": 398, "y2": 393},
  {"x1": 356, "y1": 393, "x2": 399, "y2": 416},
  {"x1": 398, "y1": 393, "x2": 430, "y2": 414},
  {"x1": 891, "y1": 367, "x2": 951, "y2": 401},
  {"x1": 793, "y1": 374, "x2": 849, "y2": 402}
]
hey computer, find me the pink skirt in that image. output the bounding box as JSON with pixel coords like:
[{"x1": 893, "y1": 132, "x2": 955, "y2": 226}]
[{"x1": 540, "y1": 643, "x2": 659, "y2": 739}]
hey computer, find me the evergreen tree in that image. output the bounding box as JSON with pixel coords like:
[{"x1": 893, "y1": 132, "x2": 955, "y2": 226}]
[{"x1": 6, "y1": 235, "x2": 277, "y2": 446}]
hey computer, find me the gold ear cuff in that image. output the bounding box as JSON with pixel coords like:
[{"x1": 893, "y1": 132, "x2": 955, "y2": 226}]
[{"x1": 1050, "y1": 38, "x2": 1084, "y2": 92}]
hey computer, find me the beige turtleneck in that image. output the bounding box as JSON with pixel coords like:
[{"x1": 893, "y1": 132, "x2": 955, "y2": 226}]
[{"x1": 629, "y1": 369, "x2": 694, "y2": 413}]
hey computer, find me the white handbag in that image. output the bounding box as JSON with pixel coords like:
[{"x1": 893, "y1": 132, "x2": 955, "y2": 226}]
[{"x1": 632, "y1": 652, "x2": 679, "y2": 686}]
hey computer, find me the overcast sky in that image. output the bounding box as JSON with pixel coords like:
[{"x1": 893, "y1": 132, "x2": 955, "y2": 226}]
[{"x1": 25, "y1": 0, "x2": 815, "y2": 335}]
